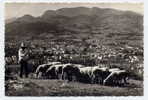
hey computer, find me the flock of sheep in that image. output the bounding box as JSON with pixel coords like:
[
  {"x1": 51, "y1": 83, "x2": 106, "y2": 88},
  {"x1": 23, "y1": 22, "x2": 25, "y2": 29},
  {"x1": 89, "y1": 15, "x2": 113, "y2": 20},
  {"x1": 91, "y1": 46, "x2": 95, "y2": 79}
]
[{"x1": 35, "y1": 62, "x2": 129, "y2": 86}]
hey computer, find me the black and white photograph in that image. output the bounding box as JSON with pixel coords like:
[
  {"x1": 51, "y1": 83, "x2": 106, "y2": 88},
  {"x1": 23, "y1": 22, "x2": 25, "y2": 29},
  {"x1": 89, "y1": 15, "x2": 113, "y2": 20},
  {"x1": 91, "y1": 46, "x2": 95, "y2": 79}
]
[{"x1": 5, "y1": 3, "x2": 143, "y2": 96}]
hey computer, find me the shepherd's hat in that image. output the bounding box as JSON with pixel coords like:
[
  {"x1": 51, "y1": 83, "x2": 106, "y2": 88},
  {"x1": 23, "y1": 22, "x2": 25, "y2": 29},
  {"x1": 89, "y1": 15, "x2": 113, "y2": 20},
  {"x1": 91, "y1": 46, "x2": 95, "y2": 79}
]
[{"x1": 21, "y1": 42, "x2": 26, "y2": 47}]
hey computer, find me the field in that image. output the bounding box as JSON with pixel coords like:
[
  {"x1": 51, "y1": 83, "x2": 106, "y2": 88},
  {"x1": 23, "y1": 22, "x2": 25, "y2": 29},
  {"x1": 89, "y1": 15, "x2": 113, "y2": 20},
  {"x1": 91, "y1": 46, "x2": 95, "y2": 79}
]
[{"x1": 5, "y1": 65, "x2": 143, "y2": 96}]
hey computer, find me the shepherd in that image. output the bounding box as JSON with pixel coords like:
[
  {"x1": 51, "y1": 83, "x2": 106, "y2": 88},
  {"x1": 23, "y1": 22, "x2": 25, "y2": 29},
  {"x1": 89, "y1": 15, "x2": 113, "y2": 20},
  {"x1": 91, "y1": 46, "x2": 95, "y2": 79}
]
[{"x1": 18, "y1": 42, "x2": 29, "y2": 78}]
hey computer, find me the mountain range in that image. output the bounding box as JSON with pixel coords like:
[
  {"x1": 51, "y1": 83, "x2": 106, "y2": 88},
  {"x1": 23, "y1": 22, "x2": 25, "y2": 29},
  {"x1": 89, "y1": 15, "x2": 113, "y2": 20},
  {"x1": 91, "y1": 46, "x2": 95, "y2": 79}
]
[{"x1": 5, "y1": 7, "x2": 143, "y2": 47}]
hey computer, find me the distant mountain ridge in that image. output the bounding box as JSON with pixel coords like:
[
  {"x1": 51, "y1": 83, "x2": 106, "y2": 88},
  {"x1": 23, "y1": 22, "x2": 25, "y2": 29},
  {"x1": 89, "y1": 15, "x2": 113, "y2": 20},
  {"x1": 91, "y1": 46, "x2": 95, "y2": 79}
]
[
  {"x1": 5, "y1": 7, "x2": 143, "y2": 47},
  {"x1": 5, "y1": 17, "x2": 17, "y2": 24}
]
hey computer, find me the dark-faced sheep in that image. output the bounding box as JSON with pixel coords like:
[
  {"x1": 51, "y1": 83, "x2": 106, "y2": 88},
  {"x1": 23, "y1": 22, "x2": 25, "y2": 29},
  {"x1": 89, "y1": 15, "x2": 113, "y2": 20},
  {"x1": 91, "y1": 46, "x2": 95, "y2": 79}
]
[
  {"x1": 45, "y1": 65, "x2": 57, "y2": 79},
  {"x1": 78, "y1": 66, "x2": 110, "y2": 84},
  {"x1": 92, "y1": 67, "x2": 110, "y2": 84},
  {"x1": 78, "y1": 67, "x2": 94, "y2": 83},
  {"x1": 54, "y1": 64, "x2": 64, "y2": 79},
  {"x1": 35, "y1": 64, "x2": 52, "y2": 79},
  {"x1": 103, "y1": 69, "x2": 129, "y2": 86},
  {"x1": 62, "y1": 64, "x2": 80, "y2": 82},
  {"x1": 35, "y1": 62, "x2": 61, "y2": 79}
]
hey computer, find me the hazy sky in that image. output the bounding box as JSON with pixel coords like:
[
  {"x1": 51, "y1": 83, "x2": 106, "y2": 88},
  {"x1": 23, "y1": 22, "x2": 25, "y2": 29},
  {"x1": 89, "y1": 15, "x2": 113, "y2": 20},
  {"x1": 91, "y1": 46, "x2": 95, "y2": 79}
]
[{"x1": 5, "y1": 3, "x2": 143, "y2": 19}]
